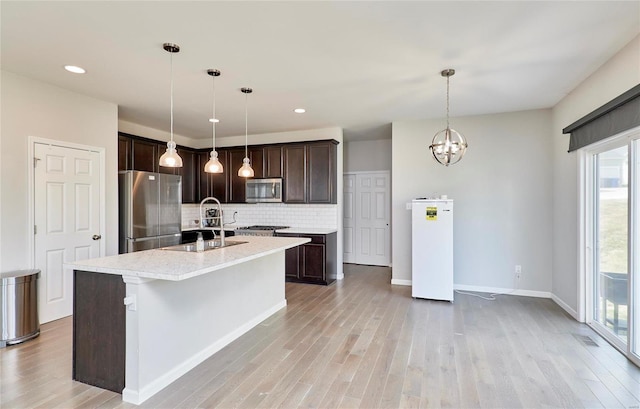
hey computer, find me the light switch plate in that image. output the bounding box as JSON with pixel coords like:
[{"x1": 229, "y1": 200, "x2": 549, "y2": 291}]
[{"x1": 406, "y1": 202, "x2": 412, "y2": 210}]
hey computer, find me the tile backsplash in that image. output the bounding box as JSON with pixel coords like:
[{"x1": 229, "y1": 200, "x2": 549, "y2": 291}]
[{"x1": 182, "y1": 203, "x2": 338, "y2": 229}]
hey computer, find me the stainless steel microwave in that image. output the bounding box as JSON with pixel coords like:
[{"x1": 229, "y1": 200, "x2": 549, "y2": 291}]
[{"x1": 246, "y1": 178, "x2": 283, "y2": 203}]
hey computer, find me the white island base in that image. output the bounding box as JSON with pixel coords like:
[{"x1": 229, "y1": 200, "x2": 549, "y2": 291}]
[
  {"x1": 123, "y1": 252, "x2": 285, "y2": 404},
  {"x1": 66, "y1": 236, "x2": 308, "y2": 405}
]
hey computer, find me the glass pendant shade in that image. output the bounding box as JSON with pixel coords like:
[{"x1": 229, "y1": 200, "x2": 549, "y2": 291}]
[
  {"x1": 238, "y1": 157, "x2": 254, "y2": 177},
  {"x1": 238, "y1": 87, "x2": 254, "y2": 178},
  {"x1": 205, "y1": 69, "x2": 223, "y2": 174},
  {"x1": 160, "y1": 42, "x2": 183, "y2": 168},
  {"x1": 429, "y1": 127, "x2": 467, "y2": 166},
  {"x1": 204, "y1": 150, "x2": 224, "y2": 173},
  {"x1": 159, "y1": 140, "x2": 183, "y2": 167}
]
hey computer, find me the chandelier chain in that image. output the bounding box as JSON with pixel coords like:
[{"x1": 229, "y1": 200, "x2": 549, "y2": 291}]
[{"x1": 446, "y1": 74, "x2": 450, "y2": 130}]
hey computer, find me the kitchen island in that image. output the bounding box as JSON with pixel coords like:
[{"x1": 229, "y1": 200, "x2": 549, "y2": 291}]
[{"x1": 64, "y1": 235, "x2": 309, "y2": 405}]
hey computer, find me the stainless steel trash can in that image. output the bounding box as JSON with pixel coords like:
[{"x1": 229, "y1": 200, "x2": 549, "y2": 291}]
[{"x1": 1, "y1": 269, "x2": 40, "y2": 347}]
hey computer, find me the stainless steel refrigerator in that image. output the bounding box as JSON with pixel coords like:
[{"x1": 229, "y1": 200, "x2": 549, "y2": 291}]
[{"x1": 119, "y1": 170, "x2": 182, "y2": 253}]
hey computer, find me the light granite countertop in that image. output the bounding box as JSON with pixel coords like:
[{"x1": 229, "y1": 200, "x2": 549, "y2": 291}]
[{"x1": 64, "y1": 236, "x2": 309, "y2": 282}]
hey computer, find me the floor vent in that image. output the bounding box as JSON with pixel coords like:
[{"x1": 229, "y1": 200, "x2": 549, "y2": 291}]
[{"x1": 574, "y1": 334, "x2": 599, "y2": 347}]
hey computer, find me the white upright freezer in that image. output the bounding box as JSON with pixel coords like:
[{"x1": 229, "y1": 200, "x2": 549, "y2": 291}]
[{"x1": 411, "y1": 199, "x2": 454, "y2": 301}]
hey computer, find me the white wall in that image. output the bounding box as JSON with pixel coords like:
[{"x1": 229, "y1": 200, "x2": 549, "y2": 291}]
[
  {"x1": 344, "y1": 139, "x2": 392, "y2": 172},
  {"x1": 551, "y1": 34, "x2": 640, "y2": 316},
  {"x1": 392, "y1": 109, "x2": 553, "y2": 293},
  {"x1": 1, "y1": 71, "x2": 119, "y2": 271},
  {"x1": 119, "y1": 119, "x2": 194, "y2": 148}
]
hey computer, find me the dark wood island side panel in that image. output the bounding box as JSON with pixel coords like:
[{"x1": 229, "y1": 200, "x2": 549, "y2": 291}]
[{"x1": 73, "y1": 270, "x2": 126, "y2": 393}]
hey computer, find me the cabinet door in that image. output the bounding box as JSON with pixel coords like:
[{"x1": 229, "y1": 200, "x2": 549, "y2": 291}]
[
  {"x1": 301, "y1": 243, "x2": 326, "y2": 282},
  {"x1": 228, "y1": 149, "x2": 247, "y2": 203},
  {"x1": 249, "y1": 147, "x2": 264, "y2": 179},
  {"x1": 283, "y1": 144, "x2": 306, "y2": 203},
  {"x1": 197, "y1": 150, "x2": 228, "y2": 202},
  {"x1": 197, "y1": 151, "x2": 211, "y2": 201},
  {"x1": 131, "y1": 139, "x2": 157, "y2": 172},
  {"x1": 284, "y1": 246, "x2": 301, "y2": 280},
  {"x1": 277, "y1": 233, "x2": 302, "y2": 279},
  {"x1": 118, "y1": 136, "x2": 132, "y2": 171},
  {"x1": 210, "y1": 149, "x2": 228, "y2": 202},
  {"x1": 264, "y1": 146, "x2": 283, "y2": 178},
  {"x1": 307, "y1": 141, "x2": 337, "y2": 204},
  {"x1": 176, "y1": 148, "x2": 196, "y2": 203}
]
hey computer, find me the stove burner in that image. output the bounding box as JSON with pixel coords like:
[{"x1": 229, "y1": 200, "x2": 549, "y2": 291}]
[
  {"x1": 237, "y1": 225, "x2": 289, "y2": 231},
  {"x1": 234, "y1": 225, "x2": 289, "y2": 236}
]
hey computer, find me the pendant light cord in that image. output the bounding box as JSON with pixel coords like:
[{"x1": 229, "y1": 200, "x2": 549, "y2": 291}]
[
  {"x1": 244, "y1": 91, "x2": 248, "y2": 158},
  {"x1": 170, "y1": 51, "x2": 174, "y2": 143},
  {"x1": 212, "y1": 74, "x2": 216, "y2": 150}
]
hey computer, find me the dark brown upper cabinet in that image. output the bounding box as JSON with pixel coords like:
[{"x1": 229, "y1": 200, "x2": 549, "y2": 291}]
[
  {"x1": 131, "y1": 138, "x2": 157, "y2": 172},
  {"x1": 283, "y1": 140, "x2": 338, "y2": 204},
  {"x1": 197, "y1": 149, "x2": 228, "y2": 203},
  {"x1": 283, "y1": 144, "x2": 307, "y2": 203},
  {"x1": 264, "y1": 146, "x2": 283, "y2": 178},
  {"x1": 119, "y1": 132, "x2": 338, "y2": 205},
  {"x1": 249, "y1": 147, "x2": 264, "y2": 179},
  {"x1": 118, "y1": 135, "x2": 132, "y2": 171},
  {"x1": 176, "y1": 148, "x2": 197, "y2": 203},
  {"x1": 307, "y1": 140, "x2": 338, "y2": 204},
  {"x1": 228, "y1": 148, "x2": 248, "y2": 203}
]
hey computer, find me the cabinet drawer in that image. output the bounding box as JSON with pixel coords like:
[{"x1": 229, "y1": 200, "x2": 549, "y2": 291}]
[{"x1": 303, "y1": 234, "x2": 325, "y2": 244}]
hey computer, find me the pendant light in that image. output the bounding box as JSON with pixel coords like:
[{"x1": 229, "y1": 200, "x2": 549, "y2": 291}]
[
  {"x1": 159, "y1": 42, "x2": 183, "y2": 168},
  {"x1": 429, "y1": 69, "x2": 468, "y2": 166},
  {"x1": 238, "y1": 87, "x2": 254, "y2": 178},
  {"x1": 204, "y1": 69, "x2": 224, "y2": 173}
]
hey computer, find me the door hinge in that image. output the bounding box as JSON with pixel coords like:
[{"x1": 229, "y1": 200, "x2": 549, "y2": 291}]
[
  {"x1": 34, "y1": 157, "x2": 41, "y2": 168},
  {"x1": 34, "y1": 225, "x2": 37, "y2": 235}
]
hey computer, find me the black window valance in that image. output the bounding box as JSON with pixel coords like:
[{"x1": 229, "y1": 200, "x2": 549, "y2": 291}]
[{"x1": 563, "y1": 84, "x2": 640, "y2": 152}]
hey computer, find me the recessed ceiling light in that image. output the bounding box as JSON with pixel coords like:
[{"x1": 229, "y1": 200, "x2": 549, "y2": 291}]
[
  {"x1": 209, "y1": 118, "x2": 220, "y2": 123},
  {"x1": 294, "y1": 108, "x2": 306, "y2": 114},
  {"x1": 64, "y1": 65, "x2": 86, "y2": 74}
]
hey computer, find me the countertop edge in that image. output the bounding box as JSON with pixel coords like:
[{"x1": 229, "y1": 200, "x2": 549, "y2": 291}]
[{"x1": 64, "y1": 237, "x2": 310, "y2": 281}]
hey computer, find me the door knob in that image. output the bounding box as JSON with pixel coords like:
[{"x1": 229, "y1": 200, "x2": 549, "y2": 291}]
[{"x1": 92, "y1": 234, "x2": 102, "y2": 240}]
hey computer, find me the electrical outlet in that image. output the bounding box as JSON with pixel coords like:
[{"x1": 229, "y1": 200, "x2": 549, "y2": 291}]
[{"x1": 515, "y1": 265, "x2": 522, "y2": 279}]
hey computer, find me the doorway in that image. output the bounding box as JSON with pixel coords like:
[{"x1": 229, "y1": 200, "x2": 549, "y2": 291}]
[
  {"x1": 343, "y1": 171, "x2": 391, "y2": 266},
  {"x1": 582, "y1": 127, "x2": 640, "y2": 365},
  {"x1": 31, "y1": 139, "x2": 104, "y2": 323}
]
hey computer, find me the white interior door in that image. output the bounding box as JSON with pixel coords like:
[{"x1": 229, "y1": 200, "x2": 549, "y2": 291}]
[
  {"x1": 34, "y1": 143, "x2": 101, "y2": 323},
  {"x1": 344, "y1": 171, "x2": 390, "y2": 266},
  {"x1": 343, "y1": 174, "x2": 356, "y2": 263}
]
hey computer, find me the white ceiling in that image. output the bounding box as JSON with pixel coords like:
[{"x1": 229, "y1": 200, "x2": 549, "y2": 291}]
[{"x1": 2, "y1": 1, "x2": 639, "y2": 143}]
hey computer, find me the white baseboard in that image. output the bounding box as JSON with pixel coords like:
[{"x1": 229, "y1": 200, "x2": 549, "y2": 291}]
[
  {"x1": 391, "y1": 278, "x2": 411, "y2": 286},
  {"x1": 453, "y1": 284, "x2": 551, "y2": 298},
  {"x1": 122, "y1": 299, "x2": 287, "y2": 405},
  {"x1": 551, "y1": 293, "x2": 580, "y2": 321}
]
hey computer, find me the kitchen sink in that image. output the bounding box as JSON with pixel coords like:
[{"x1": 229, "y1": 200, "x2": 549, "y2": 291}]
[{"x1": 161, "y1": 240, "x2": 247, "y2": 252}]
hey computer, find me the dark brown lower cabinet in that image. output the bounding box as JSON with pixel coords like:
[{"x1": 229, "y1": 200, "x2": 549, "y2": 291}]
[
  {"x1": 277, "y1": 232, "x2": 337, "y2": 285},
  {"x1": 73, "y1": 271, "x2": 125, "y2": 393}
]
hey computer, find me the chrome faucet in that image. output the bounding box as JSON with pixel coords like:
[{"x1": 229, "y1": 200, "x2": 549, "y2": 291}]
[{"x1": 199, "y1": 197, "x2": 225, "y2": 246}]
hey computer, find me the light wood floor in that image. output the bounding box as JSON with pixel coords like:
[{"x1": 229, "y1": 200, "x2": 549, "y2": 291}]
[{"x1": 2, "y1": 264, "x2": 640, "y2": 408}]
